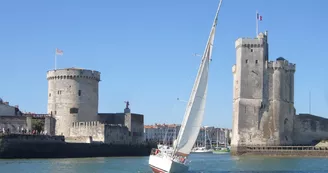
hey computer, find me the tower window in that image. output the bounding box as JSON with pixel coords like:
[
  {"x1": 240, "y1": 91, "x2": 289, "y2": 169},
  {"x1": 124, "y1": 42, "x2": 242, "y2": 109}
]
[
  {"x1": 245, "y1": 59, "x2": 248, "y2": 63},
  {"x1": 78, "y1": 90, "x2": 81, "y2": 96},
  {"x1": 251, "y1": 49, "x2": 253, "y2": 52},
  {"x1": 55, "y1": 111, "x2": 57, "y2": 115},
  {"x1": 70, "y1": 108, "x2": 79, "y2": 114},
  {"x1": 255, "y1": 60, "x2": 258, "y2": 64},
  {"x1": 49, "y1": 93, "x2": 51, "y2": 97}
]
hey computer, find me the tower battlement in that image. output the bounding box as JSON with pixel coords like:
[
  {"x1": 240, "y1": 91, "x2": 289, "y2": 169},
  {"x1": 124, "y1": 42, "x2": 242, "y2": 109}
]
[
  {"x1": 47, "y1": 68, "x2": 100, "y2": 81},
  {"x1": 235, "y1": 32, "x2": 268, "y2": 49},
  {"x1": 47, "y1": 67, "x2": 100, "y2": 137},
  {"x1": 267, "y1": 58, "x2": 296, "y2": 71}
]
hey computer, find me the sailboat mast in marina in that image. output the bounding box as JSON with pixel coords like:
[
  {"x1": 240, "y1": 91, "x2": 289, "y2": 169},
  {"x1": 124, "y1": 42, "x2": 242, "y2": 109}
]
[{"x1": 148, "y1": 0, "x2": 223, "y2": 172}]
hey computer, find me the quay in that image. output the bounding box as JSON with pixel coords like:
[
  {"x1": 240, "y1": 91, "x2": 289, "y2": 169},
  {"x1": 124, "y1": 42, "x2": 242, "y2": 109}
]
[
  {"x1": 235, "y1": 145, "x2": 328, "y2": 157},
  {"x1": 0, "y1": 134, "x2": 156, "y2": 159}
]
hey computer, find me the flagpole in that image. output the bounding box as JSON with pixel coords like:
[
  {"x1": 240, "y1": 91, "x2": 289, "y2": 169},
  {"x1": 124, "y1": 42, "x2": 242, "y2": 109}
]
[
  {"x1": 55, "y1": 51, "x2": 57, "y2": 70},
  {"x1": 256, "y1": 10, "x2": 258, "y2": 36},
  {"x1": 309, "y1": 90, "x2": 312, "y2": 114}
]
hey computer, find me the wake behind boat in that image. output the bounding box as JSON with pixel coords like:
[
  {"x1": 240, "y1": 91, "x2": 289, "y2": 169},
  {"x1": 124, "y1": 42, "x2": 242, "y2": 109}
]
[{"x1": 148, "y1": 1, "x2": 223, "y2": 172}]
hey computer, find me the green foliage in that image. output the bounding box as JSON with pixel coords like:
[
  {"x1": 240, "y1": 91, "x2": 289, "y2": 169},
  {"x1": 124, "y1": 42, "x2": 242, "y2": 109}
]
[{"x1": 32, "y1": 119, "x2": 44, "y2": 132}]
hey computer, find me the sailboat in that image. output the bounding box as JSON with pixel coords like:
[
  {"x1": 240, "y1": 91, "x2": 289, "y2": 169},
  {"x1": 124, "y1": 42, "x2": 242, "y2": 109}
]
[
  {"x1": 148, "y1": 1, "x2": 223, "y2": 172},
  {"x1": 213, "y1": 129, "x2": 230, "y2": 154},
  {"x1": 191, "y1": 126, "x2": 213, "y2": 153}
]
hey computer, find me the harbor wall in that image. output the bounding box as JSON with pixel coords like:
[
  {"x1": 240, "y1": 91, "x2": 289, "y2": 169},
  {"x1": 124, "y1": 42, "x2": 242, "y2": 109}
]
[
  {"x1": 70, "y1": 121, "x2": 105, "y2": 142},
  {"x1": 69, "y1": 122, "x2": 132, "y2": 144},
  {"x1": 0, "y1": 134, "x2": 155, "y2": 158},
  {"x1": 236, "y1": 146, "x2": 328, "y2": 157},
  {"x1": 293, "y1": 114, "x2": 328, "y2": 145}
]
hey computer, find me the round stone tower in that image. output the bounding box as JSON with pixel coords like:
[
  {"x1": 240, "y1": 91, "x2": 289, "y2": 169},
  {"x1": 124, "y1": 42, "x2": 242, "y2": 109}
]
[{"x1": 47, "y1": 68, "x2": 101, "y2": 136}]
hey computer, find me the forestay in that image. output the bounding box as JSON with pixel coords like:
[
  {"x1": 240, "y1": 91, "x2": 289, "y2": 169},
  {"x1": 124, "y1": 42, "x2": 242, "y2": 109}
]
[{"x1": 173, "y1": 0, "x2": 223, "y2": 157}]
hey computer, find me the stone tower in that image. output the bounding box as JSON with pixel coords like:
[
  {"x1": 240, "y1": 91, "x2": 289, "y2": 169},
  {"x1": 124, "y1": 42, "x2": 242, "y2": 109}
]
[
  {"x1": 231, "y1": 32, "x2": 269, "y2": 153},
  {"x1": 47, "y1": 68, "x2": 101, "y2": 136},
  {"x1": 231, "y1": 32, "x2": 297, "y2": 154},
  {"x1": 267, "y1": 58, "x2": 296, "y2": 145}
]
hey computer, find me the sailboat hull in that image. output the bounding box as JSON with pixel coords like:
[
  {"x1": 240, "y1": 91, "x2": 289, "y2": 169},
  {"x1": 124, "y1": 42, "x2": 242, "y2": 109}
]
[
  {"x1": 149, "y1": 154, "x2": 189, "y2": 173},
  {"x1": 191, "y1": 150, "x2": 213, "y2": 153}
]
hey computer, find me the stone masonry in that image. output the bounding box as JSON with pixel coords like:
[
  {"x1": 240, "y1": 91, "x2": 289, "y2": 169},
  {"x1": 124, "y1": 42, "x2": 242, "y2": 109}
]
[
  {"x1": 231, "y1": 32, "x2": 296, "y2": 153},
  {"x1": 47, "y1": 68, "x2": 100, "y2": 136},
  {"x1": 232, "y1": 32, "x2": 328, "y2": 154}
]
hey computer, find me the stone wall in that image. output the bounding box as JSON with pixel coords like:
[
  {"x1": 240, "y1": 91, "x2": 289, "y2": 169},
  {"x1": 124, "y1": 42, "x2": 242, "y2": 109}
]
[
  {"x1": 98, "y1": 111, "x2": 145, "y2": 144},
  {"x1": 0, "y1": 116, "x2": 29, "y2": 133},
  {"x1": 0, "y1": 134, "x2": 65, "y2": 143},
  {"x1": 104, "y1": 124, "x2": 130, "y2": 144},
  {"x1": 44, "y1": 116, "x2": 56, "y2": 135},
  {"x1": 69, "y1": 121, "x2": 134, "y2": 144},
  {"x1": 293, "y1": 114, "x2": 328, "y2": 145},
  {"x1": 65, "y1": 136, "x2": 92, "y2": 143},
  {"x1": 98, "y1": 113, "x2": 125, "y2": 125},
  {"x1": 0, "y1": 134, "x2": 155, "y2": 158},
  {"x1": 130, "y1": 113, "x2": 144, "y2": 144},
  {"x1": 69, "y1": 121, "x2": 105, "y2": 142}
]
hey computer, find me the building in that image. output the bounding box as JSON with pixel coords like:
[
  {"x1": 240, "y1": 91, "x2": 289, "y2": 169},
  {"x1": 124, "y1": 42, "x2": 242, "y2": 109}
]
[
  {"x1": 47, "y1": 68, "x2": 145, "y2": 145},
  {"x1": 231, "y1": 32, "x2": 328, "y2": 153},
  {"x1": 0, "y1": 98, "x2": 22, "y2": 116},
  {"x1": 144, "y1": 123, "x2": 180, "y2": 144},
  {"x1": 144, "y1": 123, "x2": 231, "y2": 146}
]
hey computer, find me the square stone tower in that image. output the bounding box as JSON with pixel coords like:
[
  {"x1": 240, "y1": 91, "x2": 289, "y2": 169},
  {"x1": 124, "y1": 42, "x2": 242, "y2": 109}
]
[
  {"x1": 231, "y1": 32, "x2": 269, "y2": 153},
  {"x1": 231, "y1": 32, "x2": 297, "y2": 154}
]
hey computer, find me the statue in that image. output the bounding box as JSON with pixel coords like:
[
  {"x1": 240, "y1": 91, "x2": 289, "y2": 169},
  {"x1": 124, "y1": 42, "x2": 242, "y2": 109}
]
[{"x1": 125, "y1": 101, "x2": 130, "y2": 109}]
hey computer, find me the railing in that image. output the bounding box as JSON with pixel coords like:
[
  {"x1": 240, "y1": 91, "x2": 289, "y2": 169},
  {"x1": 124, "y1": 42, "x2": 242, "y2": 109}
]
[
  {"x1": 23, "y1": 114, "x2": 51, "y2": 118},
  {"x1": 239, "y1": 145, "x2": 328, "y2": 152}
]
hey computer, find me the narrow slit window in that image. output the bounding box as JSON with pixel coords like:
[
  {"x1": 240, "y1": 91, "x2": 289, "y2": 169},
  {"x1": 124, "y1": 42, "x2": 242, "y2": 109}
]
[
  {"x1": 246, "y1": 59, "x2": 248, "y2": 63},
  {"x1": 255, "y1": 60, "x2": 258, "y2": 64}
]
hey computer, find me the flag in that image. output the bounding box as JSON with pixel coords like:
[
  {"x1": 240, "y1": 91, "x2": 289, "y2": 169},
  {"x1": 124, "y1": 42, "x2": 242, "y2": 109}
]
[
  {"x1": 56, "y1": 48, "x2": 63, "y2": 56},
  {"x1": 257, "y1": 13, "x2": 262, "y2": 21}
]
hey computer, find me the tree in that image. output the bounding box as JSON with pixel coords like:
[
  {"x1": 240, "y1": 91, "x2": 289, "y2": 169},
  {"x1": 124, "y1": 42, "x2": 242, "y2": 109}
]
[{"x1": 32, "y1": 118, "x2": 44, "y2": 132}]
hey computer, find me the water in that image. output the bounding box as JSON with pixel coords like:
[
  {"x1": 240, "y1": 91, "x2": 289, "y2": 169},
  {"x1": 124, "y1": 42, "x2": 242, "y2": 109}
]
[{"x1": 1, "y1": 153, "x2": 328, "y2": 173}]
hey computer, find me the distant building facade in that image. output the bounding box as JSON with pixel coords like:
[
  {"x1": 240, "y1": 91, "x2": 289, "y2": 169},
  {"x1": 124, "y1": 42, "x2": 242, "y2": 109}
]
[{"x1": 144, "y1": 123, "x2": 231, "y2": 146}]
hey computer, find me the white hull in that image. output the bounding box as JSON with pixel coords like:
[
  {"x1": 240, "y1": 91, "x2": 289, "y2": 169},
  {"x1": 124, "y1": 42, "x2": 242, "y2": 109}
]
[
  {"x1": 149, "y1": 154, "x2": 189, "y2": 173},
  {"x1": 191, "y1": 150, "x2": 213, "y2": 153},
  {"x1": 191, "y1": 147, "x2": 213, "y2": 153}
]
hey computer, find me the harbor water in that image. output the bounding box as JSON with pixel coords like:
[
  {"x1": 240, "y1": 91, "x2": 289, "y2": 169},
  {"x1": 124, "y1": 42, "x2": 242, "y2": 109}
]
[{"x1": 2, "y1": 153, "x2": 328, "y2": 173}]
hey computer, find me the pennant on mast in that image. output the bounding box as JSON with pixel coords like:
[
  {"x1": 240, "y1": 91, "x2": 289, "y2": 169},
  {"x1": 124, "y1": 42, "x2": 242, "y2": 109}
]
[{"x1": 54, "y1": 48, "x2": 64, "y2": 70}]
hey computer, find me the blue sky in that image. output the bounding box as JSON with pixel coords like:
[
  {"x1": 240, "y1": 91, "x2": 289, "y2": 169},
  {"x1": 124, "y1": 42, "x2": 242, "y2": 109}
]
[{"x1": 0, "y1": 0, "x2": 327, "y2": 128}]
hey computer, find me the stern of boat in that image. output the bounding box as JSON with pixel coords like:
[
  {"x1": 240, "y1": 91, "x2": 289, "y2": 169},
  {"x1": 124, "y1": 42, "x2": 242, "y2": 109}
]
[{"x1": 148, "y1": 149, "x2": 189, "y2": 173}]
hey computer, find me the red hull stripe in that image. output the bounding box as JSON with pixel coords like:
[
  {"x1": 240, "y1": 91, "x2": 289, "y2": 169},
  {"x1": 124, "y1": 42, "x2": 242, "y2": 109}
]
[{"x1": 149, "y1": 164, "x2": 168, "y2": 173}]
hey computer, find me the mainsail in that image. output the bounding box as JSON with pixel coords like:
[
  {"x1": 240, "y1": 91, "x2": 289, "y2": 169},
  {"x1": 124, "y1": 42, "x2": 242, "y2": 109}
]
[{"x1": 173, "y1": 0, "x2": 223, "y2": 156}]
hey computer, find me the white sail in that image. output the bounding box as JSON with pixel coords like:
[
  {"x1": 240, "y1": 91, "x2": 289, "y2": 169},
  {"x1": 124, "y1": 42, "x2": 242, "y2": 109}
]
[{"x1": 173, "y1": 0, "x2": 222, "y2": 157}]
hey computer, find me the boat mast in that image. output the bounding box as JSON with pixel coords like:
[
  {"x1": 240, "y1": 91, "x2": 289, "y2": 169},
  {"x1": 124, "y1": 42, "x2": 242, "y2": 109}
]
[
  {"x1": 216, "y1": 129, "x2": 219, "y2": 148},
  {"x1": 204, "y1": 127, "x2": 207, "y2": 148},
  {"x1": 224, "y1": 130, "x2": 227, "y2": 148},
  {"x1": 172, "y1": 0, "x2": 223, "y2": 156}
]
